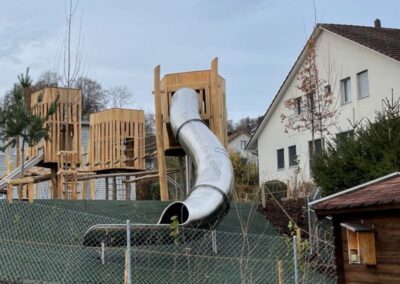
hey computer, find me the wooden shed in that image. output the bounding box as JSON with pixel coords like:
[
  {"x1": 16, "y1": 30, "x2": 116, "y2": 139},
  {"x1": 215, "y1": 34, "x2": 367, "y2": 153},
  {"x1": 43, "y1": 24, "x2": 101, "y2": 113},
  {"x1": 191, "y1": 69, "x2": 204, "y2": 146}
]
[
  {"x1": 88, "y1": 108, "x2": 145, "y2": 172},
  {"x1": 29, "y1": 87, "x2": 82, "y2": 166},
  {"x1": 154, "y1": 57, "x2": 228, "y2": 157},
  {"x1": 312, "y1": 172, "x2": 400, "y2": 284}
]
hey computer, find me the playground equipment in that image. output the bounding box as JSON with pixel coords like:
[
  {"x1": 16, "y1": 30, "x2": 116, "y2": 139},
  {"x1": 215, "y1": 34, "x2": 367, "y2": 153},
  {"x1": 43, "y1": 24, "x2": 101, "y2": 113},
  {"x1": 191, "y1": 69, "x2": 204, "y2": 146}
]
[
  {"x1": 83, "y1": 87, "x2": 234, "y2": 245},
  {"x1": 154, "y1": 57, "x2": 228, "y2": 200},
  {"x1": 3, "y1": 87, "x2": 82, "y2": 200},
  {"x1": 88, "y1": 108, "x2": 145, "y2": 200},
  {"x1": 88, "y1": 109, "x2": 145, "y2": 172}
]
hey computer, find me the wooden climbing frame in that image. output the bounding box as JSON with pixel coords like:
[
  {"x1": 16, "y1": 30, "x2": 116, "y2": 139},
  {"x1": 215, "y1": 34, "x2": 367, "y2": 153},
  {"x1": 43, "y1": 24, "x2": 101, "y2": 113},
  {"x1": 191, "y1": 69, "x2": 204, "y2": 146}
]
[
  {"x1": 88, "y1": 108, "x2": 145, "y2": 172},
  {"x1": 29, "y1": 87, "x2": 82, "y2": 166}
]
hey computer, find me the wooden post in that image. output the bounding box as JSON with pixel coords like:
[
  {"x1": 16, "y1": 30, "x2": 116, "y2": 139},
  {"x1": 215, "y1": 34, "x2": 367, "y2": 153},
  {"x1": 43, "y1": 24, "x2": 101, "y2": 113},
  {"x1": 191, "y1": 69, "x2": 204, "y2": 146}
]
[
  {"x1": 210, "y1": 58, "x2": 223, "y2": 145},
  {"x1": 154, "y1": 65, "x2": 169, "y2": 201},
  {"x1": 125, "y1": 176, "x2": 131, "y2": 201},
  {"x1": 5, "y1": 144, "x2": 10, "y2": 172},
  {"x1": 7, "y1": 184, "x2": 13, "y2": 203},
  {"x1": 105, "y1": 177, "x2": 109, "y2": 201},
  {"x1": 51, "y1": 167, "x2": 58, "y2": 199},
  {"x1": 261, "y1": 185, "x2": 266, "y2": 208},
  {"x1": 297, "y1": 228, "x2": 302, "y2": 249},
  {"x1": 112, "y1": 176, "x2": 117, "y2": 200},
  {"x1": 90, "y1": 179, "x2": 96, "y2": 200},
  {"x1": 277, "y1": 260, "x2": 284, "y2": 284},
  {"x1": 16, "y1": 137, "x2": 20, "y2": 167},
  {"x1": 7, "y1": 160, "x2": 13, "y2": 175},
  {"x1": 28, "y1": 183, "x2": 34, "y2": 203}
]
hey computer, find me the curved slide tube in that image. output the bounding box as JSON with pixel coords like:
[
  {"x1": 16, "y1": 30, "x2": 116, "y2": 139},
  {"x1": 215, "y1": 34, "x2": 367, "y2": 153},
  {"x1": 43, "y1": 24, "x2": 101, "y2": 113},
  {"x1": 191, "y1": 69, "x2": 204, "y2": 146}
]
[
  {"x1": 83, "y1": 88, "x2": 234, "y2": 246},
  {"x1": 158, "y1": 88, "x2": 234, "y2": 228}
]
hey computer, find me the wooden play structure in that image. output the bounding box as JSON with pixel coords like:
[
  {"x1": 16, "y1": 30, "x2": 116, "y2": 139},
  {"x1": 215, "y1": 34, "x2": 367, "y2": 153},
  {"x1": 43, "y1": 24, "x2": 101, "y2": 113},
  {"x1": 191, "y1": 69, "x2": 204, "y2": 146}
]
[
  {"x1": 153, "y1": 57, "x2": 228, "y2": 200},
  {"x1": 2, "y1": 58, "x2": 228, "y2": 203},
  {"x1": 88, "y1": 108, "x2": 145, "y2": 200},
  {"x1": 30, "y1": 87, "x2": 82, "y2": 166},
  {"x1": 88, "y1": 109, "x2": 145, "y2": 172},
  {"x1": 13, "y1": 87, "x2": 82, "y2": 200}
]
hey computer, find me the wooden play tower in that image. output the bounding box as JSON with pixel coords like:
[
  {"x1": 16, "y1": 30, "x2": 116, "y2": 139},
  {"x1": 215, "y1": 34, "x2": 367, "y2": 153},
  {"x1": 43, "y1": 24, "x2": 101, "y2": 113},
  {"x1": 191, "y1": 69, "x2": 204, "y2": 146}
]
[
  {"x1": 29, "y1": 87, "x2": 82, "y2": 199},
  {"x1": 153, "y1": 58, "x2": 228, "y2": 200},
  {"x1": 88, "y1": 108, "x2": 145, "y2": 200}
]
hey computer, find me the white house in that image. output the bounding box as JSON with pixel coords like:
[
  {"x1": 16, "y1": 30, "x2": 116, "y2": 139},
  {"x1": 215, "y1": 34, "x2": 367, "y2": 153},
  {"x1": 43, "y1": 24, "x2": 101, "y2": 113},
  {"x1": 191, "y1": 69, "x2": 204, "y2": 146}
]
[
  {"x1": 228, "y1": 129, "x2": 255, "y2": 160},
  {"x1": 247, "y1": 20, "x2": 400, "y2": 186}
]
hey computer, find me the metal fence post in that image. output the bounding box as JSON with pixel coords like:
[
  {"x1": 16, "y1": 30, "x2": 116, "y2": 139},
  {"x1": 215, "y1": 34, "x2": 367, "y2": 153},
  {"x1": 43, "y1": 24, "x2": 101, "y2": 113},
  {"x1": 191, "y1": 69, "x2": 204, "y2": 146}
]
[
  {"x1": 211, "y1": 230, "x2": 218, "y2": 254},
  {"x1": 293, "y1": 235, "x2": 299, "y2": 284},
  {"x1": 307, "y1": 195, "x2": 313, "y2": 253},
  {"x1": 126, "y1": 220, "x2": 131, "y2": 284}
]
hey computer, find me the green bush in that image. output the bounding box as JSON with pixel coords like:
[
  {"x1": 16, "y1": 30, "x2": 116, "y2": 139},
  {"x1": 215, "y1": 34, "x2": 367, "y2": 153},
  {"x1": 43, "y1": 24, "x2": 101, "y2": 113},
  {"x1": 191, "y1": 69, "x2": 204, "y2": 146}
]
[{"x1": 312, "y1": 97, "x2": 400, "y2": 196}]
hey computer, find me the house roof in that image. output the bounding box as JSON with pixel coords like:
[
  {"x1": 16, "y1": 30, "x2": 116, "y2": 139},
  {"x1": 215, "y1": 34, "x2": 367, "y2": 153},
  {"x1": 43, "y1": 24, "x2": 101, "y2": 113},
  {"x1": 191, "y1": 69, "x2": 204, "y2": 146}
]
[
  {"x1": 320, "y1": 23, "x2": 400, "y2": 62},
  {"x1": 311, "y1": 172, "x2": 400, "y2": 216},
  {"x1": 246, "y1": 22, "x2": 400, "y2": 151},
  {"x1": 228, "y1": 129, "x2": 251, "y2": 143}
]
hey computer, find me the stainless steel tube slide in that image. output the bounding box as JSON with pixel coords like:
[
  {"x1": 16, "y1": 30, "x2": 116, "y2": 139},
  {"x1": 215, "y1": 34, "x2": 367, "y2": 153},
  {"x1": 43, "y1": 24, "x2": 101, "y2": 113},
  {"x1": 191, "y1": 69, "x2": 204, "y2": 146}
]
[{"x1": 158, "y1": 88, "x2": 234, "y2": 229}]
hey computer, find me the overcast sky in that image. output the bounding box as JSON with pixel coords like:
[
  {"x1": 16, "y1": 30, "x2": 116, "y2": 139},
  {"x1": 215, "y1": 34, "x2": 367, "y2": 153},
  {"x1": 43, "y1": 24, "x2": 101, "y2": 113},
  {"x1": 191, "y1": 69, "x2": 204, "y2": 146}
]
[{"x1": 0, "y1": 0, "x2": 399, "y2": 121}]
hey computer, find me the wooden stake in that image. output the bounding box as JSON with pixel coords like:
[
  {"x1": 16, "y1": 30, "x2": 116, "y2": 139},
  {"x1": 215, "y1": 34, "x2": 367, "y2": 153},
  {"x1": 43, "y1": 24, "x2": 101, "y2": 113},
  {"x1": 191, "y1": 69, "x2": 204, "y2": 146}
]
[
  {"x1": 154, "y1": 65, "x2": 169, "y2": 201},
  {"x1": 277, "y1": 260, "x2": 284, "y2": 284}
]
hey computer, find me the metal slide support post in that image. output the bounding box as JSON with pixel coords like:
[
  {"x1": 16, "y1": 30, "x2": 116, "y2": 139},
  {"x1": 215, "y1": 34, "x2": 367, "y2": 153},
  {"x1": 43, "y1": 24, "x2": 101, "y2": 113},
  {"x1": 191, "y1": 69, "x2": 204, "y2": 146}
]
[
  {"x1": 126, "y1": 220, "x2": 131, "y2": 284},
  {"x1": 185, "y1": 155, "x2": 190, "y2": 196},
  {"x1": 293, "y1": 236, "x2": 299, "y2": 284}
]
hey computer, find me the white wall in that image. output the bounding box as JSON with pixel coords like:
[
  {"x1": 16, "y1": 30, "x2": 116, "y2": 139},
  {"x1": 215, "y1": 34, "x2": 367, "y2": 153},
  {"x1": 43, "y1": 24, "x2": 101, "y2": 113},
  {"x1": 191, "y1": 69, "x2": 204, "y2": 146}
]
[
  {"x1": 257, "y1": 29, "x2": 400, "y2": 186},
  {"x1": 228, "y1": 133, "x2": 254, "y2": 159}
]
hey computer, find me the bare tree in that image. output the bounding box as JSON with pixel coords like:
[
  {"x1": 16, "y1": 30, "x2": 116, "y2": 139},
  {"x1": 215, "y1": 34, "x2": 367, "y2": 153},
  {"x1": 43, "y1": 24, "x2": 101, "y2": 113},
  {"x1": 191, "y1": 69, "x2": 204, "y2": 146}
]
[
  {"x1": 58, "y1": 0, "x2": 84, "y2": 88},
  {"x1": 74, "y1": 77, "x2": 105, "y2": 119},
  {"x1": 280, "y1": 36, "x2": 338, "y2": 153},
  {"x1": 105, "y1": 86, "x2": 133, "y2": 108},
  {"x1": 34, "y1": 71, "x2": 60, "y2": 90}
]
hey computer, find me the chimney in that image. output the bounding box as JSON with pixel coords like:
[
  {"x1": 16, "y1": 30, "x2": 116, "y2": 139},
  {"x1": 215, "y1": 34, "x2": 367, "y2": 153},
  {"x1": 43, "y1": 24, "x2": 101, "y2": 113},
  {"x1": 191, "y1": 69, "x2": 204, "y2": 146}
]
[{"x1": 374, "y1": 18, "x2": 381, "y2": 28}]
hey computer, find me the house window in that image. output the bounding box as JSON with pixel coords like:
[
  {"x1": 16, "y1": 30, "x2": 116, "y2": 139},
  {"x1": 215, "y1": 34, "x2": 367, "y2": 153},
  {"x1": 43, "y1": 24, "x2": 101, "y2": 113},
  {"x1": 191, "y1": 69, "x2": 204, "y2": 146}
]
[
  {"x1": 240, "y1": 140, "x2": 247, "y2": 150},
  {"x1": 288, "y1": 145, "x2": 297, "y2": 166},
  {"x1": 295, "y1": 97, "x2": 302, "y2": 115},
  {"x1": 336, "y1": 130, "x2": 354, "y2": 147},
  {"x1": 357, "y1": 70, "x2": 369, "y2": 99},
  {"x1": 341, "y1": 77, "x2": 351, "y2": 104},
  {"x1": 308, "y1": 138, "x2": 323, "y2": 157},
  {"x1": 307, "y1": 92, "x2": 315, "y2": 111},
  {"x1": 277, "y1": 148, "x2": 284, "y2": 169},
  {"x1": 324, "y1": 84, "x2": 331, "y2": 95}
]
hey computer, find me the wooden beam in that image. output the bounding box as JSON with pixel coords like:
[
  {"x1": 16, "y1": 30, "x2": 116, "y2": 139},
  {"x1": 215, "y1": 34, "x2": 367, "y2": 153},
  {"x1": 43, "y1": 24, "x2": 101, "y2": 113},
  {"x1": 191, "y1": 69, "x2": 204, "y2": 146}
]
[
  {"x1": 122, "y1": 174, "x2": 159, "y2": 184},
  {"x1": 154, "y1": 65, "x2": 169, "y2": 201}
]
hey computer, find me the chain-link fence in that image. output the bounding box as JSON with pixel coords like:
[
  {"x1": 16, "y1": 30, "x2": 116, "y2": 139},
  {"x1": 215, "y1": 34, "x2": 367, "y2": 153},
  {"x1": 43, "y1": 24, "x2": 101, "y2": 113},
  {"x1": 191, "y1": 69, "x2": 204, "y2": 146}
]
[{"x1": 0, "y1": 199, "x2": 335, "y2": 283}]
